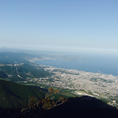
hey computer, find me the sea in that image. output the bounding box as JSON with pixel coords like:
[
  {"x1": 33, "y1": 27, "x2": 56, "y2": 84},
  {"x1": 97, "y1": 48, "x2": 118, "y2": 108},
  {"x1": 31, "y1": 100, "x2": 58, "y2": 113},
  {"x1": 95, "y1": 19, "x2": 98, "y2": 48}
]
[{"x1": 36, "y1": 51, "x2": 118, "y2": 76}]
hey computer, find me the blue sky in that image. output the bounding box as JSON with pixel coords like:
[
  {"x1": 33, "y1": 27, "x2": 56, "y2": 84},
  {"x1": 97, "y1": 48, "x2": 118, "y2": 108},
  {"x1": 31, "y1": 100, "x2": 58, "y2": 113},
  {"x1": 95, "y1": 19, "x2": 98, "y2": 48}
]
[{"x1": 0, "y1": 0, "x2": 117, "y2": 53}]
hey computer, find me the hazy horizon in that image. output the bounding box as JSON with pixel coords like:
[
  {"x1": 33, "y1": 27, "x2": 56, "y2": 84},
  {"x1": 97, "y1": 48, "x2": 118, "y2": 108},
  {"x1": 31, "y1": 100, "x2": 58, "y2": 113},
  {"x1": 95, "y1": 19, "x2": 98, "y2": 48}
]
[{"x1": 0, "y1": 0, "x2": 117, "y2": 52}]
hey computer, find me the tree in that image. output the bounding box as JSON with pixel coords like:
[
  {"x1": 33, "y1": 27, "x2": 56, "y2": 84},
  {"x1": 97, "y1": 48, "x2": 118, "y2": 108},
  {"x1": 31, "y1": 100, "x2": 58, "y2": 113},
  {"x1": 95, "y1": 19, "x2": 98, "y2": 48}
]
[
  {"x1": 48, "y1": 87, "x2": 54, "y2": 93},
  {"x1": 28, "y1": 96, "x2": 37, "y2": 109}
]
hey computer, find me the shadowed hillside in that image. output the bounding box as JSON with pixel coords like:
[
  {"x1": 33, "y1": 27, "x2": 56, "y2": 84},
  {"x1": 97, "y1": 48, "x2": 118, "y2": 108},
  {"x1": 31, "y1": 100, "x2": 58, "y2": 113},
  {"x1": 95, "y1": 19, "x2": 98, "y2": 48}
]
[
  {"x1": 19, "y1": 97, "x2": 118, "y2": 118},
  {"x1": 0, "y1": 80, "x2": 117, "y2": 118},
  {"x1": 1, "y1": 97, "x2": 116, "y2": 118},
  {"x1": 0, "y1": 79, "x2": 47, "y2": 108}
]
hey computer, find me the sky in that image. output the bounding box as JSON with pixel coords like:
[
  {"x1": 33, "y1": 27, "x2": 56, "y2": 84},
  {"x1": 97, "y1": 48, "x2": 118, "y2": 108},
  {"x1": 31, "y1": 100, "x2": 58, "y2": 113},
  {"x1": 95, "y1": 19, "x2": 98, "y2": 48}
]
[{"x1": 0, "y1": 0, "x2": 117, "y2": 53}]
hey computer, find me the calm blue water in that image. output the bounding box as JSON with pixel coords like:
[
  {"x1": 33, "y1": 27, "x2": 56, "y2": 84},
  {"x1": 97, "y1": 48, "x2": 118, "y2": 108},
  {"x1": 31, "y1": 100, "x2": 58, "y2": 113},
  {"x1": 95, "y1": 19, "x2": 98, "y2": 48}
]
[{"x1": 36, "y1": 52, "x2": 118, "y2": 76}]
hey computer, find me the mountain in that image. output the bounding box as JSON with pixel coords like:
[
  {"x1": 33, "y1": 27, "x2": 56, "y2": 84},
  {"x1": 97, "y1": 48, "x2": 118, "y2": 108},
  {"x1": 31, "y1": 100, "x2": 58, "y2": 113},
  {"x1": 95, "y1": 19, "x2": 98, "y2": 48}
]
[
  {"x1": 0, "y1": 52, "x2": 28, "y2": 64},
  {"x1": 0, "y1": 51, "x2": 117, "y2": 118},
  {"x1": 0, "y1": 62, "x2": 52, "y2": 81},
  {"x1": 45, "y1": 97, "x2": 118, "y2": 118},
  {"x1": 18, "y1": 97, "x2": 117, "y2": 118},
  {"x1": 1, "y1": 96, "x2": 117, "y2": 118},
  {"x1": 0, "y1": 79, "x2": 47, "y2": 109}
]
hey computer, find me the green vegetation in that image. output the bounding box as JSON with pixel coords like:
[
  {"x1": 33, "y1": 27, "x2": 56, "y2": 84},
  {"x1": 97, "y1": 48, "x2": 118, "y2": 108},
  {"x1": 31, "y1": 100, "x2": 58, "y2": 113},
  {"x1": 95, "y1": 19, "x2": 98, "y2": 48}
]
[
  {"x1": 21, "y1": 87, "x2": 67, "y2": 112},
  {"x1": 0, "y1": 79, "x2": 47, "y2": 108},
  {"x1": 0, "y1": 79, "x2": 69, "y2": 110},
  {"x1": 0, "y1": 71, "x2": 8, "y2": 78},
  {"x1": 0, "y1": 63, "x2": 52, "y2": 81},
  {"x1": 17, "y1": 63, "x2": 52, "y2": 78},
  {"x1": 0, "y1": 51, "x2": 117, "y2": 111}
]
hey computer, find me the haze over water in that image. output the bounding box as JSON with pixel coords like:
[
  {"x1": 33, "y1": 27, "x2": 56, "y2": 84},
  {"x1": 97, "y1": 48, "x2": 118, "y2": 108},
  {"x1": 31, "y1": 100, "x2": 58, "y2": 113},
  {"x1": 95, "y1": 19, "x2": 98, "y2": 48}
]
[
  {"x1": 0, "y1": 0, "x2": 117, "y2": 76},
  {"x1": 36, "y1": 51, "x2": 118, "y2": 76}
]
